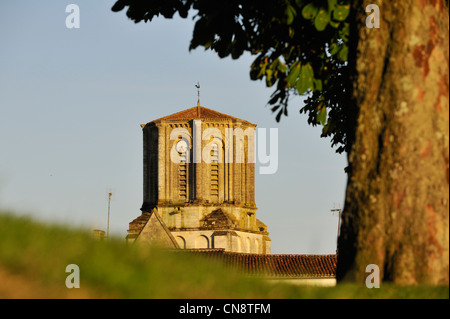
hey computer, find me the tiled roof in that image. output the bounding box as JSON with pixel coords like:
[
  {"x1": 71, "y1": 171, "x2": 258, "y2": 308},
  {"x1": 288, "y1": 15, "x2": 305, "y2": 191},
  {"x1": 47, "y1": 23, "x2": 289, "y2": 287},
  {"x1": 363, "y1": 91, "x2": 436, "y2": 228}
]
[
  {"x1": 180, "y1": 249, "x2": 337, "y2": 278},
  {"x1": 148, "y1": 106, "x2": 254, "y2": 125}
]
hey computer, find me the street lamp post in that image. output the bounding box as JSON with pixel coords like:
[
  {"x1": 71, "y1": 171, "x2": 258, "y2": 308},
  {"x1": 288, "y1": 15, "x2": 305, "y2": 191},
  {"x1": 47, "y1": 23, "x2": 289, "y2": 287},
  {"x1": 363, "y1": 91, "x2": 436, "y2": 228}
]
[
  {"x1": 107, "y1": 192, "x2": 112, "y2": 238},
  {"x1": 331, "y1": 207, "x2": 342, "y2": 254}
]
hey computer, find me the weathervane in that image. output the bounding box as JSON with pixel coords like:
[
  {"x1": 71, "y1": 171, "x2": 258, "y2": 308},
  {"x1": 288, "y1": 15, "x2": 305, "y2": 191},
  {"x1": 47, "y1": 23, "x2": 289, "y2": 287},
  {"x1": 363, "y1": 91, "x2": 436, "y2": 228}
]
[{"x1": 195, "y1": 82, "x2": 200, "y2": 106}]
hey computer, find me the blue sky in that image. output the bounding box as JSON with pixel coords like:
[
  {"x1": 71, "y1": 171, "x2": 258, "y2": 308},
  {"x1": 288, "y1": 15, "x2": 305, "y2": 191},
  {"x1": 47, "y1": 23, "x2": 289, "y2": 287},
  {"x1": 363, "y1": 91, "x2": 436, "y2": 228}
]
[{"x1": 0, "y1": 1, "x2": 347, "y2": 254}]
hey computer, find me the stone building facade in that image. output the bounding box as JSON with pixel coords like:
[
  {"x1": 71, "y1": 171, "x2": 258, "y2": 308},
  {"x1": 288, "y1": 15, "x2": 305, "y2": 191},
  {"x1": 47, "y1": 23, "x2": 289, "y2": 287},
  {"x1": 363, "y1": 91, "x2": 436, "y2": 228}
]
[{"x1": 127, "y1": 104, "x2": 271, "y2": 254}]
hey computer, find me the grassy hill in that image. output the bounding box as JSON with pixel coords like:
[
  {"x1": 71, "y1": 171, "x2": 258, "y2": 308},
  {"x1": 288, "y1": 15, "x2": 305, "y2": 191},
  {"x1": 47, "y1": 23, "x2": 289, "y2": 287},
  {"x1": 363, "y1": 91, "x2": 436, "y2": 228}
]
[{"x1": 0, "y1": 212, "x2": 448, "y2": 299}]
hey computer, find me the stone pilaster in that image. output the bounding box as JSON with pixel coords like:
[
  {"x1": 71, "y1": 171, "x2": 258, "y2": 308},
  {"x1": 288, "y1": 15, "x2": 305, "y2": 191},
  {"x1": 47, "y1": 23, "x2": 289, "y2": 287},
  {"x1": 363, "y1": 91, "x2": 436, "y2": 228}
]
[{"x1": 157, "y1": 122, "x2": 166, "y2": 204}]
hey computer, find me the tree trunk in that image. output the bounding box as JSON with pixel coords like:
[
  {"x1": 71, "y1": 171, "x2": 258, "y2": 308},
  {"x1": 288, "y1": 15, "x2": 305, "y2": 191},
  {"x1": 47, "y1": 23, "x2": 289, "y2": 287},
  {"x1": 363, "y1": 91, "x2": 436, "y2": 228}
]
[{"x1": 337, "y1": 0, "x2": 449, "y2": 285}]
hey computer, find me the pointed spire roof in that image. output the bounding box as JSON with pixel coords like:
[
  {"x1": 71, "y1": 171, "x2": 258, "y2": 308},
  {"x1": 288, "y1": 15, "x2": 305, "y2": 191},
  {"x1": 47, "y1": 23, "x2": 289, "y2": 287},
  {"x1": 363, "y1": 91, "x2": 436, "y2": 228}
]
[{"x1": 144, "y1": 106, "x2": 254, "y2": 126}]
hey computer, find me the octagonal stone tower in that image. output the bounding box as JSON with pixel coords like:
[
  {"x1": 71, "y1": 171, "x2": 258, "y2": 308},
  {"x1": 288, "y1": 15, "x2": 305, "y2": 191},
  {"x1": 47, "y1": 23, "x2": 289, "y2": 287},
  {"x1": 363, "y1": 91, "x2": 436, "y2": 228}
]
[{"x1": 127, "y1": 103, "x2": 271, "y2": 254}]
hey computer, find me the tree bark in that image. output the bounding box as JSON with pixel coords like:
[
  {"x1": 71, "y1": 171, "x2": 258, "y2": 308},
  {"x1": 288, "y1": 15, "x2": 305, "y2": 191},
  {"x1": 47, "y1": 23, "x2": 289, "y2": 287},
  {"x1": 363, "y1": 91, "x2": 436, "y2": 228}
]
[{"x1": 337, "y1": 0, "x2": 449, "y2": 285}]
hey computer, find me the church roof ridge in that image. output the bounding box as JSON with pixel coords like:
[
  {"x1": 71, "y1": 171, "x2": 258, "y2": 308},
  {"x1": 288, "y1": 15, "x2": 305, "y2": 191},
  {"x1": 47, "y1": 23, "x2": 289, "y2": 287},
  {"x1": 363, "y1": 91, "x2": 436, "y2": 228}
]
[{"x1": 145, "y1": 106, "x2": 254, "y2": 126}]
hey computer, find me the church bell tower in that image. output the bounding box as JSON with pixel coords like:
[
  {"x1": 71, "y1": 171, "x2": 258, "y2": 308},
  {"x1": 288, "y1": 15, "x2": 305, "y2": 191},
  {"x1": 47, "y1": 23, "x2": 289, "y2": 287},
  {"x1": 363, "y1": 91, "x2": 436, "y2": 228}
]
[{"x1": 127, "y1": 103, "x2": 271, "y2": 254}]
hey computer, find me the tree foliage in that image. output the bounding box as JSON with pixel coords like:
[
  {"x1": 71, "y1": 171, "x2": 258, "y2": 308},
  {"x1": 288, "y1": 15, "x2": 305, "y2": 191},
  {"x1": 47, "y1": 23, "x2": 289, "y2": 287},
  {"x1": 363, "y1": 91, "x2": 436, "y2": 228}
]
[{"x1": 112, "y1": 0, "x2": 356, "y2": 153}]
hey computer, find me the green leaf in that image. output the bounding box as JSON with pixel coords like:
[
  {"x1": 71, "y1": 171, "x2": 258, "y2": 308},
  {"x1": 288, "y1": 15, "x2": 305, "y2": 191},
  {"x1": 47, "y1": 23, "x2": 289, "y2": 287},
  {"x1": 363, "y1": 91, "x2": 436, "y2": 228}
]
[
  {"x1": 286, "y1": 61, "x2": 300, "y2": 87},
  {"x1": 288, "y1": 27, "x2": 295, "y2": 38},
  {"x1": 332, "y1": 4, "x2": 350, "y2": 22},
  {"x1": 296, "y1": 63, "x2": 314, "y2": 95},
  {"x1": 339, "y1": 22, "x2": 350, "y2": 41},
  {"x1": 329, "y1": 42, "x2": 340, "y2": 55},
  {"x1": 255, "y1": 61, "x2": 267, "y2": 79},
  {"x1": 317, "y1": 106, "x2": 327, "y2": 125},
  {"x1": 338, "y1": 44, "x2": 348, "y2": 61},
  {"x1": 313, "y1": 78, "x2": 323, "y2": 91},
  {"x1": 322, "y1": 122, "x2": 330, "y2": 135},
  {"x1": 265, "y1": 60, "x2": 280, "y2": 87},
  {"x1": 329, "y1": 19, "x2": 340, "y2": 28},
  {"x1": 327, "y1": 0, "x2": 337, "y2": 11},
  {"x1": 314, "y1": 9, "x2": 329, "y2": 31},
  {"x1": 301, "y1": 3, "x2": 319, "y2": 20},
  {"x1": 285, "y1": 5, "x2": 296, "y2": 25},
  {"x1": 269, "y1": 58, "x2": 279, "y2": 70},
  {"x1": 266, "y1": 69, "x2": 273, "y2": 82},
  {"x1": 278, "y1": 62, "x2": 288, "y2": 73}
]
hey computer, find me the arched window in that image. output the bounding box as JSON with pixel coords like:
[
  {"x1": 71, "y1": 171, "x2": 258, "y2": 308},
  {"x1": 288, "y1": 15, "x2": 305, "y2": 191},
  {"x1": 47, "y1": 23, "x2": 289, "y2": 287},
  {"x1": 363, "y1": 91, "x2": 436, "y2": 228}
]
[
  {"x1": 254, "y1": 239, "x2": 260, "y2": 254},
  {"x1": 246, "y1": 212, "x2": 253, "y2": 229},
  {"x1": 245, "y1": 237, "x2": 251, "y2": 253},
  {"x1": 236, "y1": 236, "x2": 243, "y2": 253},
  {"x1": 195, "y1": 235, "x2": 210, "y2": 249},
  {"x1": 176, "y1": 236, "x2": 186, "y2": 249}
]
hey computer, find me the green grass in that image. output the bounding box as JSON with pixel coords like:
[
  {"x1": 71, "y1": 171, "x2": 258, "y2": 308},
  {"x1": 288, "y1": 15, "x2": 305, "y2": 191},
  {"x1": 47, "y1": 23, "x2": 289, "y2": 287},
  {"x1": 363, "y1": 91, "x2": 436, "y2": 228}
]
[{"x1": 0, "y1": 212, "x2": 448, "y2": 299}]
